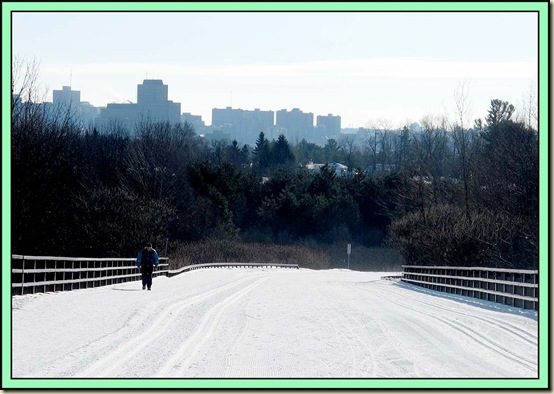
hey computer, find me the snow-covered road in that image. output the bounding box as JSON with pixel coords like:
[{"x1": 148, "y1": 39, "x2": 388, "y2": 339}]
[{"x1": 12, "y1": 268, "x2": 538, "y2": 378}]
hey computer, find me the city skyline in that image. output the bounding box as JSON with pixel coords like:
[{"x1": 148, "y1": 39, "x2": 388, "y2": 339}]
[
  {"x1": 11, "y1": 10, "x2": 538, "y2": 128},
  {"x1": 48, "y1": 80, "x2": 344, "y2": 128},
  {"x1": 46, "y1": 80, "x2": 344, "y2": 146}
]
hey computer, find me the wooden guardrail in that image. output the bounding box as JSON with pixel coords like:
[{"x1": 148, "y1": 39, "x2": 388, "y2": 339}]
[
  {"x1": 168, "y1": 262, "x2": 299, "y2": 277},
  {"x1": 11, "y1": 255, "x2": 169, "y2": 296},
  {"x1": 402, "y1": 265, "x2": 538, "y2": 310}
]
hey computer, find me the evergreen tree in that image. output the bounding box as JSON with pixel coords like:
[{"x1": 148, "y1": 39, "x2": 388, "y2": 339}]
[
  {"x1": 293, "y1": 138, "x2": 326, "y2": 165},
  {"x1": 271, "y1": 134, "x2": 295, "y2": 169},
  {"x1": 485, "y1": 99, "x2": 515, "y2": 129},
  {"x1": 227, "y1": 140, "x2": 242, "y2": 169},
  {"x1": 252, "y1": 132, "x2": 271, "y2": 175},
  {"x1": 323, "y1": 138, "x2": 340, "y2": 163},
  {"x1": 240, "y1": 144, "x2": 250, "y2": 164}
]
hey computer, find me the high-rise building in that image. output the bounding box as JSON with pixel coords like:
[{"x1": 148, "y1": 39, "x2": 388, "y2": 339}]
[
  {"x1": 316, "y1": 113, "x2": 341, "y2": 137},
  {"x1": 211, "y1": 107, "x2": 244, "y2": 142},
  {"x1": 211, "y1": 107, "x2": 274, "y2": 145},
  {"x1": 96, "y1": 79, "x2": 181, "y2": 133},
  {"x1": 137, "y1": 79, "x2": 168, "y2": 105},
  {"x1": 181, "y1": 112, "x2": 205, "y2": 128},
  {"x1": 52, "y1": 86, "x2": 99, "y2": 129},
  {"x1": 53, "y1": 86, "x2": 80, "y2": 107},
  {"x1": 276, "y1": 108, "x2": 314, "y2": 142},
  {"x1": 243, "y1": 108, "x2": 274, "y2": 144},
  {"x1": 137, "y1": 79, "x2": 181, "y2": 124},
  {"x1": 98, "y1": 103, "x2": 138, "y2": 132},
  {"x1": 212, "y1": 107, "x2": 243, "y2": 128}
]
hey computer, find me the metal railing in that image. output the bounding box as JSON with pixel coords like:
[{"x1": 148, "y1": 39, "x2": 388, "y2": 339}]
[
  {"x1": 11, "y1": 255, "x2": 169, "y2": 296},
  {"x1": 168, "y1": 262, "x2": 299, "y2": 277},
  {"x1": 11, "y1": 256, "x2": 299, "y2": 295},
  {"x1": 402, "y1": 265, "x2": 538, "y2": 310}
]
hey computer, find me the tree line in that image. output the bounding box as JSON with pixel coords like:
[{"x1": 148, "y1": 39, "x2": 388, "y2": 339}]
[{"x1": 12, "y1": 69, "x2": 538, "y2": 269}]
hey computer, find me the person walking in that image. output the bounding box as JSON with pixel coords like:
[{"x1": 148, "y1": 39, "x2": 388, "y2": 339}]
[{"x1": 136, "y1": 242, "x2": 159, "y2": 290}]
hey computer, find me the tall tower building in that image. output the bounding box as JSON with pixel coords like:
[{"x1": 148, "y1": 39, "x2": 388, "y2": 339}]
[
  {"x1": 136, "y1": 79, "x2": 180, "y2": 124},
  {"x1": 276, "y1": 108, "x2": 314, "y2": 142},
  {"x1": 137, "y1": 79, "x2": 168, "y2": 105},
  {"x1": 52, "y1": 86, "x2": 99, "y2": 129},
  {"x1": 53, "y1": 86, "x2": 80, "y2": 107},
  {"x1": 243, "y1": 108, "x2": 274, "y2": 144},
  {"x1": 211, "y1": 107, "x2": 275, "y2": 145},
  {"x1": 316, "y1": 114, "x2": 341, "y2": 136},
  {"x1": 97, "y1": 79, "x2": 181, "y2": 134}
]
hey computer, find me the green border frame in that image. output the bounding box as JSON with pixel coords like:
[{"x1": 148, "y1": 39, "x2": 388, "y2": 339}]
[{"x1": 2, "y1": 1, "x2": 549, "y2": 390}]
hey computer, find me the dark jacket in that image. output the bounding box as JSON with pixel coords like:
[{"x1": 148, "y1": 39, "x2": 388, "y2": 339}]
[{"x1": 136, "y1": 248, "x2": 159, "y2": 267}]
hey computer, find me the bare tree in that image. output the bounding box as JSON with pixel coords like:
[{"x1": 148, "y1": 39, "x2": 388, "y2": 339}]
[
  {"x1": 364, "y1": 118, "x2": 393, "y2": 175},
  {"x1": 11, "y1": 56, "x2": 43, "y2": 109},
  {"x1": 210, "y1": 139, "x2": 229, "y2": 167},
  {"x1": 451, "y1": 80, "x2": 475, "y2": 218},
  {"x1": 377, "y1": 119, "x2": 394, "y2": 168},
  {"x1": 391, "y1": 124, "x2": 411, "y2": 171},
  {"x1": 338, "y1": 134, "x2": 357, "y2": 173},
  {"x1": 364, "y1": 127, "x2": 380, "y2": 174},
  {"x1": 410, "y1": 115, "x2": 452, "y2": 207},
  {"x1": 518, "y1": 81, "x2": 538, "y2": 131},
  {"x1": 12, "y1": 58, "x2": 85, "y2": 255}
]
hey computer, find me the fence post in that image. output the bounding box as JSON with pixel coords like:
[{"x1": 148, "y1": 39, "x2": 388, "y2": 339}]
[
  {"x1": 21, "y1": 256, "x2": 25, "y2": 296},
  {"x1": 534, "y1": 273, "x2": 538, "y2": 310},
  {"x1": 32, "y1": 259, "x2": 36, "y2": 294}
]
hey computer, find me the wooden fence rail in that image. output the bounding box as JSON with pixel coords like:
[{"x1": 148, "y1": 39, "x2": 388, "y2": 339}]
[
  {"x1": 11, "y1": 255, "x2": 169, "y2": 296},
  {"x1": 402, "y1": 265, "x2": 538, "y2": 310}
]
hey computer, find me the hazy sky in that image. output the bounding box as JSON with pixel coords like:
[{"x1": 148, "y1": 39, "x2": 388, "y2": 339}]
[{"x1": 12, "y1": 11, "x2": 538, "y2": 128}]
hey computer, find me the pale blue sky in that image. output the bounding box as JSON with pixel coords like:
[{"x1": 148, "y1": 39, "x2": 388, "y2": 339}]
[{"x1": 12, "y1": 11, "x2": 538, "y2": 128}]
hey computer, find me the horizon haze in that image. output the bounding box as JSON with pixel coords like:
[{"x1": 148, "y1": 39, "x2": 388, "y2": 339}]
[{"x1": 12, "y1": 10, "x2": 538, "y2": 128}]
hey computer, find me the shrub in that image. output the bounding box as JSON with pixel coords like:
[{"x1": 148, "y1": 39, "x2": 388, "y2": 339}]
[
  {"x1": 389, "y1": 204, "x2": 537, "y2": 269},
  {"x1": 169, "y1": 238, "x2": 331, "y2": 270}
]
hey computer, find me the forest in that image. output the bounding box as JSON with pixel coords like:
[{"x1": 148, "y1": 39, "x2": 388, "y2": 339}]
[{"x1": 12, "y1": 70, "x2": 539, "y2": 270}]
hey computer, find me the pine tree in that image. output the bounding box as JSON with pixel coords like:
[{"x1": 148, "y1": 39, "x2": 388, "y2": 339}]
[
  {"x1": 240, "y1": 144, "x2": 250, "y2": 166},
  {"x1": 485, "y1": 99, "x2": 515, "y2": 128},
  {"x1": 252, "y1": 132, "x2": 271, "y2": 175},
  {"x1": 227, "y1": 140, "x2": 242, "y2": 168},
  {"x1": 272, "y1": 134, "x2": 295, "y2": 168}
]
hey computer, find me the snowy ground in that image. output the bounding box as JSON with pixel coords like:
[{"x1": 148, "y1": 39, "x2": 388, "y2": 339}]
[{"x1": 12, "y1": 268, "x2": 538, "y2": 378}]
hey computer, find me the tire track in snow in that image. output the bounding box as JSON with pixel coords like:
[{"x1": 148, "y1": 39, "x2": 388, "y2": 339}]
[
  {"x1": 318, "y1": 308, "x2": 359, "y2": 376},
  {"x1": 309, "y1": 283, "x2": 363, "y2": 377},
  {"x1": 329, "y1": 283, "x2": 443, "y2": 378},
  {"x1": 374, "y1": 282, "x2": 538, "y2": 355},
  {"x1": 373, "y1": 318, "x2": 440, "y2": 377},
  {"x1": 385, "y1": 284, "x2": 537, "y2": 372},
  {"x1": 317, "y1": 286, "x2": 381, "y2": 377},
  {"x1": 433, "y1": 313, "x2": 537, "y2": 372},
  {"x1": 383, "y1": 283, "x2": 538, "y2": 346},
  {"x1": 74, "y1": 274, "x2": 262, "y2": 377},
  {"x1": 330, "y1": 310, "x2": 385, "y2": 377},
  {"x1": 20, "y1": 282, "x2": 206, "y2": 378},
  {"x1": 364, "y1": 281, "x2": 537, "y2": 374},
  {"x1": 37, "y1": 296, "x2": 168, "y2": 377},
  {"x1": 156, "y1": 276, "x2": 269, "y2": 377}
]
